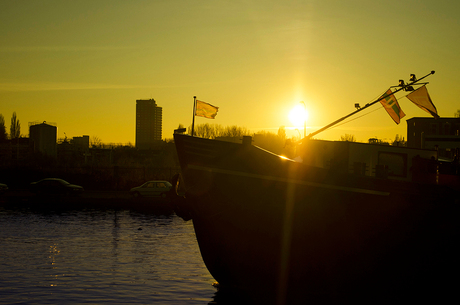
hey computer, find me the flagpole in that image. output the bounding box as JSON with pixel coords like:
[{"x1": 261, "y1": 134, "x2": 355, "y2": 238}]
[
  {"x1": 303, "y1": 70, "x2": 435, "y2": 141},
  {"x1": 191, "y1": 96, "x2": 196, "y2": 137}
]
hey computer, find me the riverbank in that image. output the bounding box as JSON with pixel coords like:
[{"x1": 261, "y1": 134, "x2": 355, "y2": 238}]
[{"x1": 0, "y1": 189, "x2": 173, "y2": 214}]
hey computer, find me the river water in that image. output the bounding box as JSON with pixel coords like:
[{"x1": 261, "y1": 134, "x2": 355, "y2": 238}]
[{"x1": 0, "y1": 206, "x2": 218, "y2": 304}]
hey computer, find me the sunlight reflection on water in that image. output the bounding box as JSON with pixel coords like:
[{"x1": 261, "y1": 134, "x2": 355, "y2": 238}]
[{"x1": 0, "y1": 207, "x2": 216, "y2": 304}]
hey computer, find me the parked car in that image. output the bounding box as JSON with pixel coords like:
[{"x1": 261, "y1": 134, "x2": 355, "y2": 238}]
[
  {"x1": 0, "y1": 183, "x2": 8, "y2": 194},
  {"x1": 30, "y1": 178, "x2": 84, "y2": 196},
  {"x1": 130, "y1": 181, "x2": 172, "y2": 198}
]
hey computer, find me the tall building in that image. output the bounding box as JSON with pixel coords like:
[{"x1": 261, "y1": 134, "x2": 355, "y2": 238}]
[{"x1": 136, "y1": 99, "x2": 162, "y2": 149}]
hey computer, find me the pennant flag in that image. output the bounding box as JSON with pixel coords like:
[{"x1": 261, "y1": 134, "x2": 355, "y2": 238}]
[
  {"x1": 379, "y1": 89, "x2": 406, "y2": 124},
  {"x1": 406, "y1": 85, "x2": 439, "y2": 119},
  {"x1": 195, "y1": 100, "x2": 218, "y2": 119}
]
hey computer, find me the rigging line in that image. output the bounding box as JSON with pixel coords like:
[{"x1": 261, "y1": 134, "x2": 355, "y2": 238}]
[
  {"x1": 305, "y1": 71, "x2": 434, "y2": 140},
  {"x1": 333, "y1": 108, "x2": 381, "y2": 129},
  {"x1": 328, "y1": 93, "x2": 408, "y2": 130},
  {"x1": 323, "y1": 90, "x2": 387, "y2": 130},
  {"x1": 332, "y1": 88, "x2": 393, "y2": 129}
]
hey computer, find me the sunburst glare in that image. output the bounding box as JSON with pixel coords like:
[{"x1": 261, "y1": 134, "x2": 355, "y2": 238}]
[{"x1": 288, "y1": 104, "x2": 308, "y2": 128}]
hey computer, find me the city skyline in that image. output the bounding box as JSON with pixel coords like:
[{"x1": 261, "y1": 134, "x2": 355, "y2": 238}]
[{"x1": 2, "y1": 1, "x2": 460, "y2": 144}]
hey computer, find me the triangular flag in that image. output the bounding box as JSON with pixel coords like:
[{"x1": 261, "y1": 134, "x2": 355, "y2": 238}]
[
  {"x1": 406, "y1": 85, "x2": 439, "y2": 119},
  {"x1": 379, "y1": 89, "x2": 406, "y2": 124}
]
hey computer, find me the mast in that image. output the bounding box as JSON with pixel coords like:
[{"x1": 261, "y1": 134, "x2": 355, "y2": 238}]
[
  {"x1": 191, "y1": 96, "x2": 196, "y2": 137},
  {"x1": 304, "y1": 71, "x2": 435, "y2": 140}
]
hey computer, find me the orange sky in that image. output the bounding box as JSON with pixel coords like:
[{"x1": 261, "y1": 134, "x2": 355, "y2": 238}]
[{"x1": 1, "y1": 0, "x2": 460, "y2": 144}]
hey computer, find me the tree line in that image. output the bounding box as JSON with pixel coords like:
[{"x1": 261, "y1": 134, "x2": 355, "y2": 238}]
[
  {"x1": 0, "y1": 112, "x2": 21, "y2": 141},
  {"x1": 181, "y1": 123, "x2": 251, "y2": 139}
]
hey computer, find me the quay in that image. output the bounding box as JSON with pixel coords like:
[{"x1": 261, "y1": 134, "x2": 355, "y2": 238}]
[{"x1": 0, "y1": 189, "x2": 173, "y2": 214}]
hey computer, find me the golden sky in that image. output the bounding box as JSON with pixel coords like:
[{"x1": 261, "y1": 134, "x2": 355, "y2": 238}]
[{"x1": 1, "y1": 0, "x2": 460, "y2": 144}]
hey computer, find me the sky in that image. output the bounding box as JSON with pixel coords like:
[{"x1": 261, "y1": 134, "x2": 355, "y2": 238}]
[{"x1": 1, "y1": 0, "x2": 460, "y2": 144}]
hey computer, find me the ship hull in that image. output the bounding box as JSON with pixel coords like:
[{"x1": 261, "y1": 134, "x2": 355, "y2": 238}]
[{"x1": 173, "y1": 134, "x2": 459, "y2": 303}]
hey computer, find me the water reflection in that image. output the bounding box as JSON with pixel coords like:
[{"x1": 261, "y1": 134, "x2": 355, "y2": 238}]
[{"x1": 0, "y1": 207, "x2": 216, "y2": 304}]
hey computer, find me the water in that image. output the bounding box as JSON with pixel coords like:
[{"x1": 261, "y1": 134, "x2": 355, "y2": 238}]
[{"x1": 0, "y1": 207, "x2": 217, "y2": 304}]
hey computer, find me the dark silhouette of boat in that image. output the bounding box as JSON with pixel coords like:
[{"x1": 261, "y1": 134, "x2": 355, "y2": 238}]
[{"x1": 171, "y1": 72, "x2": 459, "y2": 303}]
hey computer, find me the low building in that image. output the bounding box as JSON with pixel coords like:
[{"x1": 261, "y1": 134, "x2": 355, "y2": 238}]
[
  {"x1": 407, "y1": 117, "x2": 460, "y2": 159},
  {"x1": 0, "y1": 138, "x2": 31, "y2": 165},
  {"x1": 72, "y1": 135, "x2": 90, "y2": 153}
]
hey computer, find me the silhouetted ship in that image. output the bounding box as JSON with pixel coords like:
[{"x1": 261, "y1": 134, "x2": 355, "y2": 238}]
[{"x1": 171, "y1": 71, "x2": 459, "y2": 303}]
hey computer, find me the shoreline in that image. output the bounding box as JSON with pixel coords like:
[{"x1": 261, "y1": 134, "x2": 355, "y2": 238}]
[{"x1": 0, "y1": 190, "x2": 174, "y2": 214}]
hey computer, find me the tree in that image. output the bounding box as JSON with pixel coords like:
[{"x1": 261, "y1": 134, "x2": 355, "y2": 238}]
[
  {"x1": 10, "y1": 112, "x2": 20, "y2": 139},
  {"x1": 90, "y1": 135, "x2": 103, "y2": 147},
  {"x1": 194, "y1": 123, "x2": 216, "y2": 139},
  {"x1": 222, "y1": 125, "x2": 249, "y2": 138},
  {"x1": 339, "y1": 134, "x2": 356, "y2": 142},
  {"x1": 277, "y1": 126, "x2": 286, "y2": 141},
  {"x1": 392, "y1": 134, "x2": 406, "y2": 146},
  {"x1": 190, "y1": 124, "x2": 250, "y2": 139},
  {"x1": 455, "y1": 110, "x2": 460, "y2": 118},
  {"x1": 0, "y1": 114, "x2": 7, "y2": 141}
]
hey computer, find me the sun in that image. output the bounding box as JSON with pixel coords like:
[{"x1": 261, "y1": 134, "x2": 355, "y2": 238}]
[{"x1": 289, "y1": 104, "x2": 309, "y2": 127}]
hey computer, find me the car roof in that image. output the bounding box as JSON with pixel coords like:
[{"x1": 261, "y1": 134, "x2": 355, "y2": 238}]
[{"x1": 36, "y1": 178, "x2": 70, "y2": 183}]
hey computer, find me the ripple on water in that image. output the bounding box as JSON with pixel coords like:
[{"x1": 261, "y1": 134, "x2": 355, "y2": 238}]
[{"x1": 0, "y1": 208, "x2": 216, "y2": 304}]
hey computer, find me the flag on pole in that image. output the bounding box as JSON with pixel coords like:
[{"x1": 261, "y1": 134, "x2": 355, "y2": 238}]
[
  {"x1": 379, "y1": 89, "x2": 405, "y2": 124},
  {"x1": 195, "y1": 100, "x2": 219, "y2": 119},
  {"x1": 406, "y1": 85, "x2": 439, "y2": 119}
]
